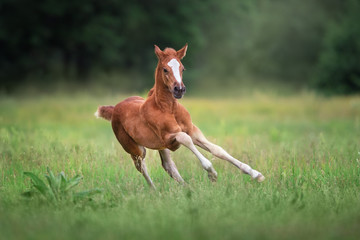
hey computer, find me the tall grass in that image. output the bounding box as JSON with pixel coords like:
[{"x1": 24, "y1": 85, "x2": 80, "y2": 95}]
[{"x1": 1, "y1": 92, "x2": 360, "y2": 240}]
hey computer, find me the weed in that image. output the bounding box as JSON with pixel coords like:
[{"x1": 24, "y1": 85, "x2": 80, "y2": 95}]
[{"x1": 22, "y1": 167, "x2": 102, "y2": 203}]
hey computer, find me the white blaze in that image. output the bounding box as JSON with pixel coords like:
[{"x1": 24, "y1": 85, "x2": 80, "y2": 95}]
[{"x1": 167, "y1": 59, "x2": 182, "y2": 85}]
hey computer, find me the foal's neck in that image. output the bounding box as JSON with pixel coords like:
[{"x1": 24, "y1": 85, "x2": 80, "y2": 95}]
[{"x1": 152, "y1": 65, "x2": 177, "y2": 113}]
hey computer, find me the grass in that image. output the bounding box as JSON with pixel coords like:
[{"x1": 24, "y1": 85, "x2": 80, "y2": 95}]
[{"x1": 1, "y1": 92, "x2": 360, "y2": 240}]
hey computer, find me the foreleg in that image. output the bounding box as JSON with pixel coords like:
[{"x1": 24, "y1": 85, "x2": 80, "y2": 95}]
[
  {"x1": 159, "y1": 149, "x2": 185, "y2": 183},
  {"x1": 192, "y1": 126, "x2": 265, "y2": 182},
  {"x1": 171, "y1": 132, "x2": 218, "y2": 182}
]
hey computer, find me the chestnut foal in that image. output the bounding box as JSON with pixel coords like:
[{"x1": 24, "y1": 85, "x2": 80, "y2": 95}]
[{"x1": 95, "y1": 44, "x2": 265, "y2": 188}]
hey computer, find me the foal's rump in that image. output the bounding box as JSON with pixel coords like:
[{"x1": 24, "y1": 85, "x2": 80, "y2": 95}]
[{"x1": 95, "y1": 96, "x2": 144, "y2": 121}]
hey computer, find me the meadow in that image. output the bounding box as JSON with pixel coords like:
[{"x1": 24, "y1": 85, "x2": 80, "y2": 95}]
[{"x1": 1, "y1": 92, "x2": 360, "y2": 240}]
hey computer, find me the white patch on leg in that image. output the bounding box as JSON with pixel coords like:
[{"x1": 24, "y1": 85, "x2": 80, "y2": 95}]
[
  {"x1": 251, "y1": 169, "x2": 261, "y2": 179},
  {"x1": 176, "y1": 132, "x2": 214, "y2": 172},
  {"x1": 241, "y1": 164, "x2": 251, "y2": 174},
  {"x1": 199, "y1": 156, "x2": 212, "y2": 170},
  {"x1": 167, "y1": 59, "x2": 182, "y2": 85},
  {"x1": 197, "y1": 136, "x2": 265, "y2": 182},
  {"x1": 241, "y1": 164, "x2": 262, "y2": 179}
]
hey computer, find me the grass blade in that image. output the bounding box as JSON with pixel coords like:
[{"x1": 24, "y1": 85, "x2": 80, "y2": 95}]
[
  {"x1": 60, "y1": 172, "x2": 67, "y2": 192},
  {"x1": 65, "y1": 175, "x2": 82, "y2": 191},
  {"x1": 23, "y1": 172, "x2": 49, "y2": 196},
  {"x1": 45, "y1": 175, "x2": 58, "y2": 201}
]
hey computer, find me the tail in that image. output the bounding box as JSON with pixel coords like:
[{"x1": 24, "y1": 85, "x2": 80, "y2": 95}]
[{"x1": 94, "y1": 105, "x2": 114, "y2": 121}]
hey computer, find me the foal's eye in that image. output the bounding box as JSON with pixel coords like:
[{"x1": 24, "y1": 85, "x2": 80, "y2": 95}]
[{"x1": 163, "y1": 68, "x2": 168, "y2": 73}]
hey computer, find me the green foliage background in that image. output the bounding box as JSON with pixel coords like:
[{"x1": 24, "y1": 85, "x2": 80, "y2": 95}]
[
  {"x1": 312, "y1": 0, "x2": 360, "y2": 94},
  {"x1": 1, "y1": 0, "x2": 359, "y2": 94}
]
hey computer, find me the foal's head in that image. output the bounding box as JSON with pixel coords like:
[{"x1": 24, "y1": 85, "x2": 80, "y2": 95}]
[{"x1": 154, "y1": 44, "x2": 188, "y2": 99}]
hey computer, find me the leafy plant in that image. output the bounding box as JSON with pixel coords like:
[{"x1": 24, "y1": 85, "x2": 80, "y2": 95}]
[{"x1": 23, "y1": 167, "x2": 102, "y2": 203}]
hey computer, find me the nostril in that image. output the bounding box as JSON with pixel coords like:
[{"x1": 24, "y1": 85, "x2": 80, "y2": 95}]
[
  {"x1": 174, "y1": 86, "x2": 179, "y2": 92},
  {"x1": 182, "y1": 87, "x2": 186, "y2": 93}
]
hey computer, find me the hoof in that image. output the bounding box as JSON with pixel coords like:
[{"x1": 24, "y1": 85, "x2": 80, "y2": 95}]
[
  {"x1": 208, "y1": 170, "x2": 218, "y2": 182},
  {"x1": 255, "y1": 174, "x2": 265, "y2": 182}
]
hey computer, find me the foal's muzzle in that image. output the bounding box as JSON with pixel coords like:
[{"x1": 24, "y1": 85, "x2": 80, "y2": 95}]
[{"x1": 173, "y1": 85, "x2": 186, "y2": 99}]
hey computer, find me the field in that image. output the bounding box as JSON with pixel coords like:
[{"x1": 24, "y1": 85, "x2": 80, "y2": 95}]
[{"x1": 1, "y1": 92, "x2": 360, "y2": 240}]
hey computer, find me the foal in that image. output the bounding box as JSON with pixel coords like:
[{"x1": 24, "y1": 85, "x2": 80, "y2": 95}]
[{"x1": 95, "y1": 44, "x2": 265, "y2": 188}]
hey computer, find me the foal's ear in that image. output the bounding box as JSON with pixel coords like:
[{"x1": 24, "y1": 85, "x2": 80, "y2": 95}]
[
  {"x1": 177, "y1": 44, "x2": 188, "y2": 59},
  {"x1": 154, "y1": 45, "x2": 164, "y2": 60}
]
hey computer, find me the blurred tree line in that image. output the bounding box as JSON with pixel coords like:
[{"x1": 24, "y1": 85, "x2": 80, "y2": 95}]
[{"x1": 0, "y1": 0, "x2": 359, "y2": 94}]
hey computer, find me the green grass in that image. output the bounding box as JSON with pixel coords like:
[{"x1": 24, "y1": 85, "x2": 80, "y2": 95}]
[{"x1": 1, "y1": 92, "x2": 360, "y2": 240}]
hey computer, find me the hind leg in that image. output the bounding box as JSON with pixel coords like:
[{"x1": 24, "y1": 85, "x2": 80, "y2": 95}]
[
  {"x1": 131, "y1": 152, "x2": 155, "y2": 189},
  {"x1": 159, "y1": 149, "x2": 184, "y2": 183},
  {"x1": 112, "y1": 120, "x2": 155, "y2": 188}
]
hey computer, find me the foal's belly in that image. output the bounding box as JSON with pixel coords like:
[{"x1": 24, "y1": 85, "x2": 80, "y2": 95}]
[{"x1": 113, "y1": 97, "x2": 166, "y2": 150}]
